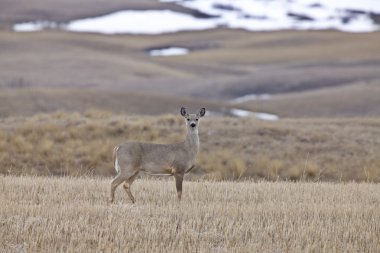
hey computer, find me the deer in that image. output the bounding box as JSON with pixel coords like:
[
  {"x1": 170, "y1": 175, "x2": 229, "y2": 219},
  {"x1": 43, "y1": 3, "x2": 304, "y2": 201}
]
[{"x1": 110, "y1": 107, "x2": 206, "y2": 203}]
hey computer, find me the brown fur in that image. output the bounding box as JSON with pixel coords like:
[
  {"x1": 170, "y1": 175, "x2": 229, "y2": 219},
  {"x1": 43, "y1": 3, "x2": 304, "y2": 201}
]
[{"x1": 110, "y1": 107, "x2": 206, "y2": 203}]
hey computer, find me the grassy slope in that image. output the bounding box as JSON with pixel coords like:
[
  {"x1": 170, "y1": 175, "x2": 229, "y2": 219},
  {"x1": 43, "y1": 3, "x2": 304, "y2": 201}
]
[
  {"x1": 1, "y1": 112, "x2": 380, "y2": 182},
  {"x1": 1, "y1": 176, "x2": 379, "y2": 253},
  {"x1": 1, "y1": 30, "x2": 379, "y2": 98},
  {"x1": 0, "y1": 88, "x2": 227, "y2": 117},
  {"x1": 1, "y1": 0, "x2": 380, "y2": 117},
  {"x1": 240, "y1": 79, "x2": 380, "y2": 118}
]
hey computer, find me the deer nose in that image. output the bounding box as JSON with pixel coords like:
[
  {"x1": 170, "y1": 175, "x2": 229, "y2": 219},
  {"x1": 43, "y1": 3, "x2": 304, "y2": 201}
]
[{"x1": 190, "y1": 123, "x2": 196, "y2": 128}]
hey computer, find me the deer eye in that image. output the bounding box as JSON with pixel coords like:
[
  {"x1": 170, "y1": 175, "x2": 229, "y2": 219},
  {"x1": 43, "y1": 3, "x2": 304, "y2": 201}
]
[
  {"x1": 187, "y1": 119, "x2": 190, "y2": 121},
  {"x1": 196, "y1": 119, "x2": 198, "y2": 121}
]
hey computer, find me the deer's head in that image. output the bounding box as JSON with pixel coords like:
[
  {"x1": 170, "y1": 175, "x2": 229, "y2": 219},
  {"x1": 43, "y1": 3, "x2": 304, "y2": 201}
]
[{"x1": 180, "y1": 107, "x2": 206, "y2": 131}]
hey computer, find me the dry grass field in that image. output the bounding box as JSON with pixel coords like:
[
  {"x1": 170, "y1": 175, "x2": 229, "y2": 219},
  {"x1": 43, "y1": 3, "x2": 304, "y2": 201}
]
[
  {"x1": 1, "y1": 28, "x2": 379, "y2": 117},
  {"x1": 1, "y1": 111, "x2": 380, "y2": 182},
  {"x1": 1, "y1": 176, "x2": 379, "y2": 253},
  {"x1": 241, "y1": 79, "x2": 380, "y2": 118},
  {"x1": 0, "y1": 87, "x2": 226, "y2": 117},
  {"x1": 1, "y1": 30, "x2": 379, "y2": 97},
  {"x1": 1, "y1": 1, "x2": 379, "y2": 252}
]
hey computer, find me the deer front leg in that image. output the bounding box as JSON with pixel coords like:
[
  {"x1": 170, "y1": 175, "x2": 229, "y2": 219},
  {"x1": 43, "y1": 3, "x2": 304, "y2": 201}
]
[{"x1": 174, "y1": 173, "x2": 184, "y2": 201}]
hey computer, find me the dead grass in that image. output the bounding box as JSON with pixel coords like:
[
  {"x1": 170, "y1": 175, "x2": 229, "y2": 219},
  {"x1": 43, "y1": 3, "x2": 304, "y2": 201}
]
[
  {"x1": 0, "y1": 87, "x2": 225, "y2": 117},
  {"x1": 1, "y1": 112, "x2": 380, "y2": 182},
  {"x1": 242, "y1": 79, "x2": 380, "y2": 118},
  {"x1": 1, "y1": 3, "x2": 380, "y2": 120},
  {"x1": 1, "y1": 175, "x2": 379, "y2": 253},
  {"x1": 1, "y1": 29, "x2": 380, "y2": 104}
]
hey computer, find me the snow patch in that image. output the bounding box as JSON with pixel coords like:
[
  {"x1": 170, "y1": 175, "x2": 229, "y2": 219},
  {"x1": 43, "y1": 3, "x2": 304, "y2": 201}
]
[
  {"x1": 255, "y1": 112, "x2": 280, "y2": 121},
  {"x1": 13, "y1": 1, "x2": 380, "y2": 34},
  {"x1": 149, "y1": 47, "x2": 189, "y2": 56},
  {"x1": 13, "y1": 21, "x2": 61, "y2": 32},
  {"x1": 230, "y1": 94, "x2": 271, "y2": 103},
  {"x1": 230, "y1": 108, "x2": 253, "y2": 117},
  {"x1": 164, "y1": 0, "x2": 380, "y2": 33},
  {"x1": 66, "y1": 10, "x2": 217, "y2": 34},
  {"x1": 230, "y1": 109, "x2": 279, "y2": 121}
]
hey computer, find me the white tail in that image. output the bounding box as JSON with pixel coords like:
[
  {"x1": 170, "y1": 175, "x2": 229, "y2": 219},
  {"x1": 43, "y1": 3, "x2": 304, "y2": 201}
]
[{"x1": 113, "y1": 146, "x2": 120, "y2": 174}]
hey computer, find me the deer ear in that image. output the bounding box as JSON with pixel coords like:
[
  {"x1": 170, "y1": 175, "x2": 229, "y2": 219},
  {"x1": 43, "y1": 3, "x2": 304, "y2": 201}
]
[
  {"x1": 199, "y1": 108, "x2": 206, "y2": 117},
  {"x1": 180, "y1": 107, "x2": 187, "y2": 117}
]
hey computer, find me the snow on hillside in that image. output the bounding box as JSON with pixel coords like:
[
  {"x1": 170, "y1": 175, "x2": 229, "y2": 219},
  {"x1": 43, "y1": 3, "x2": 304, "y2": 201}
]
[
  {"x1": 13, "y1": 0, "x2": 380, "y2": 34},
  {"x1": 162, "y1": 0, "x2": 380, "y2": 32}
]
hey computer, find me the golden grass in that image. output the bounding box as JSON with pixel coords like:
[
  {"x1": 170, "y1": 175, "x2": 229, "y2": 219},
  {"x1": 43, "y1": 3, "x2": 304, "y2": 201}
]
[
  {"x1": 1, "y1": 176, "x2": 379, "y2": 252},
  {"x1": 1, "y1": 111, "x2": 380, "y2": 182}
]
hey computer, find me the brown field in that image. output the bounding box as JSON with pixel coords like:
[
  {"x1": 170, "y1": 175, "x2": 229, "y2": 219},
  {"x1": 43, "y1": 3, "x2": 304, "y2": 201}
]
[
  {"x1": 1, "y1": 176, "x2": 379, "y2": 253},
  {"x1": 1, "y1": 1, "x2": 380, "y2": 252},
  {"x1": 1, "y1": 30, "x2": 379, "y2": 97},
  {"x1": 0, "y1": 87, "x2": 226, "y2": 117},
  {"x1": 1, "y1": 0, "x2": 380, "y2": 118},
  {"x1": 1, "y1": 28, "x2": 379, "y2": 117},
  {"x1": 1, "y1": 111, "x2": 380, "y2": 182},
  {"x1": 241, "y1": 79, "x2": 380, "y2": 118}
]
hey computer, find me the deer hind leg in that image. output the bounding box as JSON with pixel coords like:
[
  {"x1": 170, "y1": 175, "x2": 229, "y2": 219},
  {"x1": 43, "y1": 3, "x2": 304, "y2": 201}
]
[
  {"x1": 110, "y1": 175, "x2": 126, "y2": 203},
  {"x1": 123, "y1": 171, "x2": 139, "y2": 204}
]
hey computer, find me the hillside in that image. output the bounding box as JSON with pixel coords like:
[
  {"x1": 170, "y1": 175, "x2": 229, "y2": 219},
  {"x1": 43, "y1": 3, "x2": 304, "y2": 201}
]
[
  {"x1": 1, "y1": 30, "x2": 379, "y2": 96},
  {"x1": 240, "y1": 79, "x2": 380, "y2": 118},
  {"x1": 0, "y1": 88, "x2": 226, "y2": 117},
  {"x1": 1, "y1": 29, "x2": 380, "y2": 117},
  {"x1": 1, "y1": 0, "x2": 380, "y2": 118}
]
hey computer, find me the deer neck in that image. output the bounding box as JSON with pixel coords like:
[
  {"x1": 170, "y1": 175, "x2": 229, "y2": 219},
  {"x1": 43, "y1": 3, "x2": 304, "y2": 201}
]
[{"x1": 184, "y1": 127, "x2": 199, "y2": 153}]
